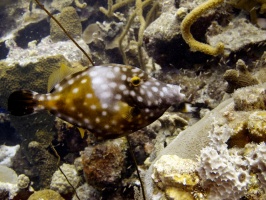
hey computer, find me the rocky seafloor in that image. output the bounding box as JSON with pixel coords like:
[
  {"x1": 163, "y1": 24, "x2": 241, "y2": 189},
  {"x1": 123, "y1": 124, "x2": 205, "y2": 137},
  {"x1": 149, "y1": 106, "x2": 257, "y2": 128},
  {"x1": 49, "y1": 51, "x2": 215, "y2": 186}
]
[{"x1": 0, "y1": 0, "x2": 266, "y2": 199}]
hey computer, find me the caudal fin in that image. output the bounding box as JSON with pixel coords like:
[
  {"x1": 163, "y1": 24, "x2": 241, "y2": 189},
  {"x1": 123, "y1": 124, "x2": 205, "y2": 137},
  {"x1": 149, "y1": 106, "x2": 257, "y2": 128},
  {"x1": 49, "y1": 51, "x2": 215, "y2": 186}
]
[{"x1": 8, "y1": 90, "x2": 38, "y2": 116}]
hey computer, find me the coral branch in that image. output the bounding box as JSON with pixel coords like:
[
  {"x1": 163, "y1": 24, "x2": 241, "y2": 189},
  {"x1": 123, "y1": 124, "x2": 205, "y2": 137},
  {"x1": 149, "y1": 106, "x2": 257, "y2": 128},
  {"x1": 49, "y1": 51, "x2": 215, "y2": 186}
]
[
  {"x1": 74, "y1": 0, "x2": 87, "y2": 9},
  {"x1": 181, "y1": 0, "x2": 224, "y2": 56},
  {"x1": 99, "y1": 0, "x2": 135, "y2": 17}
]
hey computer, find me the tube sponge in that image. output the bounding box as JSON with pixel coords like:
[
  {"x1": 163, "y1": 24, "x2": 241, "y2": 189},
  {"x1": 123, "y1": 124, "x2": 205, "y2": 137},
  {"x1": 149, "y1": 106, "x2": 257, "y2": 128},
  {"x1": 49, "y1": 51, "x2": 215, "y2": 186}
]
[{"x1": 181, "y1": 0, "x2": 224, "y2": 56}]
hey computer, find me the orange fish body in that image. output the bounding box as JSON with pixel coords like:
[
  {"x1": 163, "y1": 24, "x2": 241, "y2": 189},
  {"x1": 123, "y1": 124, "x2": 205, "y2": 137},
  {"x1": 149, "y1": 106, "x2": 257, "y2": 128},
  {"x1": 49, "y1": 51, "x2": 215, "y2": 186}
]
[{"x1": 8, "y1": 64, "x2": 184, "y2": 139}]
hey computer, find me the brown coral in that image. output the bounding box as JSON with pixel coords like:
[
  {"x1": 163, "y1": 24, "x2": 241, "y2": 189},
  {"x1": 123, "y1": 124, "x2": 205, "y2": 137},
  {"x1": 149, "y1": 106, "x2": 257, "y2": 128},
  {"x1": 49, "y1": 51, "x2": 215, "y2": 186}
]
[
  {"x1": 224, "y1": 59, "x2": 259, "y2": 93},
  {"x1": 50, "y1": 6, "x2": 82, "y2": 42}
]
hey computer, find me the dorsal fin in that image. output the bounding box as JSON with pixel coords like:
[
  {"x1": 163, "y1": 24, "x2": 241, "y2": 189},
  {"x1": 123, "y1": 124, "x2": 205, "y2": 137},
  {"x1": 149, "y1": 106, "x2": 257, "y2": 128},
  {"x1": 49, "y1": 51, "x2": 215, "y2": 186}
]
[
  {"x1": 77, "y1": 127, "x2": 86, "y2": 139},
  {"x1": 47, "y1": 63, "x2": 85, "y2": 92}
]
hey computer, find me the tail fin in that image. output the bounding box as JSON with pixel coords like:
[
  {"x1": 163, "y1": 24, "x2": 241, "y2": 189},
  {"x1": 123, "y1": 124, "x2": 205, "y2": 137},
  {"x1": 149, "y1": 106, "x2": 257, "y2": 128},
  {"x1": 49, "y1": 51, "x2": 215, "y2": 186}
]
[{"x1": 8, "y1": 90, "x2": 38, "y2": 116}]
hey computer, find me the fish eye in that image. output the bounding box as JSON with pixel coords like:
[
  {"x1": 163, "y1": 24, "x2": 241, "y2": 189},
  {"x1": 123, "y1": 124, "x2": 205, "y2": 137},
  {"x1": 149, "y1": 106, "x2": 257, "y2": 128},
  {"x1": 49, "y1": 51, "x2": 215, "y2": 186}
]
[{"x1": 130, "y1": 76, "x2": 141, "y2": 86}]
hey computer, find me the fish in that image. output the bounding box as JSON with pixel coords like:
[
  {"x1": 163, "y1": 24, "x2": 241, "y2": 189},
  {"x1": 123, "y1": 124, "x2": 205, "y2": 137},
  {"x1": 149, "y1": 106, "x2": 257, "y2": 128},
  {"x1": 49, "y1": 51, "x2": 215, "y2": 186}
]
[{"x1": 8, "y1": 64, "x2": 185, "y2": 139}]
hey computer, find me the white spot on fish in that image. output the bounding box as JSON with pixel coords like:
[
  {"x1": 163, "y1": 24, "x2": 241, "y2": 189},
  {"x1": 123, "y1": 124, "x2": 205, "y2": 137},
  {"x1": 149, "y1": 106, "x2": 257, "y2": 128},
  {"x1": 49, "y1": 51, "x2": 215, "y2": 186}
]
[
  {"x1": 81, "y1": 79, "x2": 87, "y2": 84},
  {"x1": 159, "y1": 91, "x2": 165, "y2": 97},
  {"x1": 115, "y1": 94, "x2": 122, "y2": 100},
  {"x1": 58, "y1": 86, "x2": 63, "y2": 92},
  {"x1": 123, "y1": 90, "x2": 129, "y2": 95},
  {"x1": 102, "y1": 111, "x2": 107, "y2": 116},
  {"x1": 67, "y1": 117, "x2": 74, "y2": 123},
  {"x1": 107, "y1": 72, "x2": 115, "y2": 79},
  {"x1": 92, "y1": 77, "x2": 104, "y2": 85},
  {"x1": 147, "y1": 91, "x2": 153, "y2": 98},
  {"x1": 95, "y1": 117, "x2": 100, "y2": 123},
  {"x1": 114, "y1": 105, "x2": 120, "y2": 111},
  {"x1": 90, "y1": 105, "x2": 97, "y2": 110},
  {"x1": 101, "y1": 84, "x2": 108, "y2": 90},
  {"x1": 102, "y1": 92, "x2": 111, "y2": 99},
  {"x1": 109, "y1": 82, "x2": 117, "y2": 88},
  {"x1": 114, "y1": 66, "x2": 120, "y2": 72},
  {"x1": 104, "y1": 125, "x2": 110, "y2": 129},
  {"x1": 70, "y1": 106, "x2": 76, "y2": 111},
  {"x1": 111, "y1": 120, "x2": 117, "y2": 125},
  {"x1": 72, "y1": 88, "x2": 79, "y2": 94},
  {"x1": 162, "y1": 87, "x2": 168, "y2": 94},
  {"x1": 132, "y1": 68, "x2": 140, "y2": 73},
  {"x1": 145, "y1": 81, "x2": 151, "y2": 86},
  {"x1": 89, "y1": 70, "x2": 98, "y2": 77},
  {"x1": 86, "y1": 93, "x2": 93, "y2": 98},
  {"x1": 140, "y1": 88, "x2": 145, "y2": 95},
  {"x1": 102, "y1": 103, "x2": 108, "y2": 109},
  {"x1": 119, "y1": 84, "x2": 126, "y2": 91},
  {"x1": 68, "y1": 79, "x2": 74, "y2": 85},
  {"x1": 155, "y1": 82, "x2": 161, "y2": 86},
  {"x1": 151, "y1": 86, "x2": 159, "y2": 93},
  {"x1": 130, "y1": 91, "x2": 136, "y2": 97},
  {"x1": 52, "y1": 95, "x2": 60, "y2": 100},
  {"x1": 121, "y1": 74, "x2": 127, "y2": 81},
  {"x1": 122, "y1": 67, "x2": 128, "y2": 72},
  {"x1": 38, "y1": 95, "x2": 45, "y2": 101},
  {"x1": 137, "y1": 96, "x2": 143, "y2": 102},
  {"x1": 84, "y1": 118, "x2": 90, "y2": 124}
]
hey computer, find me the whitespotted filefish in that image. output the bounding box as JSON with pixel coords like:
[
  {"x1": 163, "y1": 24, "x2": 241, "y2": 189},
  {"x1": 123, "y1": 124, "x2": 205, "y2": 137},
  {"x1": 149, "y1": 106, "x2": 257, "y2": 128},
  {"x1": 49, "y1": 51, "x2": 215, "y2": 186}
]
[{"x1": 8, "y1": 64, "x2": 184, "y2": 139}]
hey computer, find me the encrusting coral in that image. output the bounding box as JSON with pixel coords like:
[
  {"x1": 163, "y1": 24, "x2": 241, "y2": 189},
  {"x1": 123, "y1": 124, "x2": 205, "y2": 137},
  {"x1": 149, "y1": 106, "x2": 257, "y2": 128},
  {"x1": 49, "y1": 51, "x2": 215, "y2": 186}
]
[
  {"x1": 198, "y1": 123, "x2": 250, "y2": 200},
  {"x1": 50, "y1": 6, "x2": 82, "y2": 42},
  {"x1": 28, "y1": 189, "x2": 64, "y2": 200},
  {"x1": 180, "y1": 0, "x2": 224, "y2": 56},
  {"x1": 50, "y1": 163, "x2": 81, "y2": 195}
]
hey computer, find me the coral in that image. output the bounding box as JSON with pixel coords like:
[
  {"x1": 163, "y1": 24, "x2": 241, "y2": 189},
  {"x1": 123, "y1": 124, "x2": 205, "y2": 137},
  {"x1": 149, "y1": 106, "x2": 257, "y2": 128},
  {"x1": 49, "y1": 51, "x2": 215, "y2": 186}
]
[
  {"x1": 180, "y1": 0, "x2": 224, "y2": 56},
  {"x1": 74, "y1": 0, "x2": 87, "y2": 9},
  {"x1": 100, "y1": 0, "x2": 159, "y2": 69},
  {"x1": 0, "y1": 144, "x2": 20, "y2": 167},
  {"x1": 0, "y1": 165, "x2": 18, "y2": 199},
  {"x1": 165, "y1": 187, "x2": 195, "y2": 200},
  {"x1": 198, "y1": 123, "x2": 250, "y2": 200},
  {"x1": 81, "y1": 137, "x2": 128, "y2": 190},
  {"x1": 152, "y1": 155, "x2": 200, "y2": 199},
  {"x1": 17, "y1": 174, "x2": 30, "y2": 189},
  {"x1": 99, "y1": 0, "x2": 135, "y2": 17},
  {"x1": 50, "y1": 163, "x2": 81, "y2": 195},
  {"x1": 227, "y1": 0, "x2": 266, "y2": 24},
  {"x1": 28, "y1": 189, "x2": 64, "y2": 200},
  {"x1": 0, "y1": 165, "x2": 17, "y2": 184},
  {"x1": 233, "y1": 86, "x2": 266, "y2": 111},
  {"x1": 50, "y1": 6, "x2": 82, "y2": 42},
  {"x1": 246, "y1": 143, "x2": 266, "y2": 189},
  {"x1": 144, "y1": 83, "x2": 266, "y2": 199},
  {"x1": 51, "y1": 0, "x2": 73, "y2": 10},
  {"x1": 223, "y1": 59, "x2": 259, "y2": 93},
  {"x1": 247, "y1": 111, "x2": 266, "y2": 142}
]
